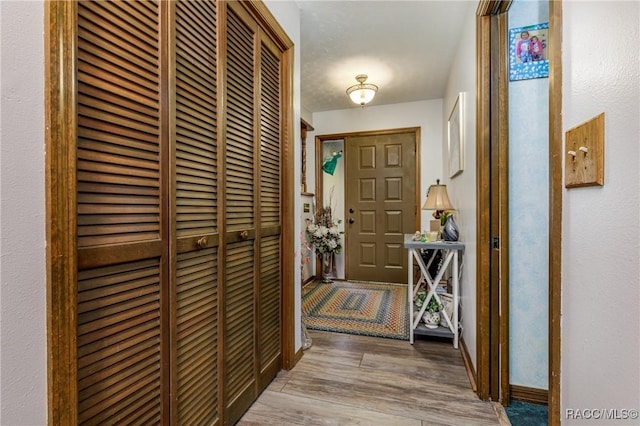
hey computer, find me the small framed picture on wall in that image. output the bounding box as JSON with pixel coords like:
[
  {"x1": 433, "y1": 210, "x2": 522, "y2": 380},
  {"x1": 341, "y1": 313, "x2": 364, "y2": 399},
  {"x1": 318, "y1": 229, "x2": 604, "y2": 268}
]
[
  {"x1": 448, "y1": 92, "x2": 464, "y2": 178},
  {"x1": 509, "y1": 22, "x2": 549, "y2": 81}
]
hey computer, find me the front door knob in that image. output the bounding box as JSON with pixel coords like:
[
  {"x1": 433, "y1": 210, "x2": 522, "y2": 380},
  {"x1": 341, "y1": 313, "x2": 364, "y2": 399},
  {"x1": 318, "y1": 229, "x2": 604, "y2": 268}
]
[{"x1": 348, "y1": 218, "x2": 354, "y2": 224}]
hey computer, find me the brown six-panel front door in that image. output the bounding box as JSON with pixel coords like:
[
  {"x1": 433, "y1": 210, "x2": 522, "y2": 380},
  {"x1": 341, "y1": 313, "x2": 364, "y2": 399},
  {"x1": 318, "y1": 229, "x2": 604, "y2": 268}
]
[{"x1": 345, "y1": 131, "x2": 417, "y2": 283}]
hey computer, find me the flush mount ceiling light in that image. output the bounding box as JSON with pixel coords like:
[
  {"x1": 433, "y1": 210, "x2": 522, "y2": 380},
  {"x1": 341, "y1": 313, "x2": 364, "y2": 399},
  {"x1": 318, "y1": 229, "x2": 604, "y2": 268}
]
[{"x1": 346, "y1": 74, "x2": 378, "y2": 106}]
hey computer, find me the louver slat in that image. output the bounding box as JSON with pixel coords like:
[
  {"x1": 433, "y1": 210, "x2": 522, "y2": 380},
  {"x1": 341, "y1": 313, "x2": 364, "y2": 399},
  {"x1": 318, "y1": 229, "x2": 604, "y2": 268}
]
[
  {"x1": 76, "y1": 1, "x2": 164, "y2": 424},
  {"x1": 173, "y1": 0, "x2": 219, "y2": 424}
]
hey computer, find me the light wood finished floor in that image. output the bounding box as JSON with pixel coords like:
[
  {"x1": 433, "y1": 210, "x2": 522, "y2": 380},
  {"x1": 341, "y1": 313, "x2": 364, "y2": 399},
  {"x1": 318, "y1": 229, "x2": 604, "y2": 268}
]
[{"x1": 238, "y1": 330, "x2": 504, "y2": 425}]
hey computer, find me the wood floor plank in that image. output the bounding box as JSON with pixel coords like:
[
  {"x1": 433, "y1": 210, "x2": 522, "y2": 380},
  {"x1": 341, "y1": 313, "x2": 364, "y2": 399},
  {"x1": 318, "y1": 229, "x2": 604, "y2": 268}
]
[
  {"x1": 238, "y1": 412, "x2": 301, "y2": 426},
  {"x1": 309, "y1": 330, "x2": 419, "y2": 356},
  {"x1": 360, "y1": 352, "x2": 471, "y2": 388},
  {"x1": 294, "y1": 344, "x2": 364, "y2": 368},
  {"x1": 308, "y1": 330, "x2": 461, "y2": 362},
  {"x1": 238, "y1": 390, "x2": 422, "y2": 425}
]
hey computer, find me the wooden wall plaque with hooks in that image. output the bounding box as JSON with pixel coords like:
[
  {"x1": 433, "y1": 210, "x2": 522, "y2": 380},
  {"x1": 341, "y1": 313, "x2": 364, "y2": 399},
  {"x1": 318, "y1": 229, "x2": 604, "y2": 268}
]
[{"x1": 565, "y1": 113, "x2": 605, "y2": 188}]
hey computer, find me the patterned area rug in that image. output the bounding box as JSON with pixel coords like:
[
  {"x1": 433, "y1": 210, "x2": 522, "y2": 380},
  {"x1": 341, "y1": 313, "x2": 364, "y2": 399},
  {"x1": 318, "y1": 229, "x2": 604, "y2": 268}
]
[{"x1": 302, "y1": 281, "x2": 409, "y2": 340}]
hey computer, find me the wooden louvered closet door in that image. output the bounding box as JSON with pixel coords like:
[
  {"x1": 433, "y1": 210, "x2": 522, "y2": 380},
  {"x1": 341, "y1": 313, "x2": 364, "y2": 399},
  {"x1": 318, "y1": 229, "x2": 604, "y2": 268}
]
[
  {"x1": 76, "y1": 1, "x2": 169, "y2": 423},
  {"x1": 222, "y1": 2, "x2": 284, "y2": 423},
  {"x1": 75, "y1": 1, "x2": 222, "y2": 423},
  {"x1": 66, "y1": 0, "x2": 286, "y2": 424},
  {"x1": 171, "y1": 1, "x2": 219, "y2": 424},
  {"x1": 256, "y1": 31, "x2": 284, "y2": 393}
]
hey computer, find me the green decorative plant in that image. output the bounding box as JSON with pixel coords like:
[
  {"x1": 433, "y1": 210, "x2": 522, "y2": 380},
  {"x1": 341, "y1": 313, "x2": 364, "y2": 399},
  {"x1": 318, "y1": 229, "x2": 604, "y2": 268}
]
[
  {"x1": 432, "y1": 209, "x2": 455, "y2": 226},
  {"x1": 426, "y1": 296, "x2": 442, "y2": 313},
  {"x1": 414, "y1": 291, "x2": 442, "y2": 312}
]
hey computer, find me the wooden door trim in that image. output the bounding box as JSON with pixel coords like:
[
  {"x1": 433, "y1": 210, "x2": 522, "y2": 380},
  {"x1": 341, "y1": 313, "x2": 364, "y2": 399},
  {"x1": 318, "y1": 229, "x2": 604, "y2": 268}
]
[
  {"x1": 217, "y1": 2, "x2": 229, "y2": 417},
  {"x1": 167, "y1": 3, "x2": 178, "y2": 420},
  {"x1": 159, "y1": 2, "x2": 172, "y2": 420},
  {"x1": 314, "y1": 127, "x2": 421, "y2": 280},
  {"x1": 495, "y1": 11, "x2": 510, "y2": 405},
  {"x1": 279, "y1": 45, "x2": 296, "y2": 370},
  {"x1": 45, "y1": 2, "x2": 79, "y2": 423},
  {"x1": 476, "y1": 2, "x2": 562, "y2": 424},
  {"x1": 548, "y1": 1, "x2": 563, "y2": 424},
  {"x1": 475, "y1": 4, "x2": 492, "y2": 402},
  {"x1": 475, "y1": 0, "x2": 511, "y2": 402}
]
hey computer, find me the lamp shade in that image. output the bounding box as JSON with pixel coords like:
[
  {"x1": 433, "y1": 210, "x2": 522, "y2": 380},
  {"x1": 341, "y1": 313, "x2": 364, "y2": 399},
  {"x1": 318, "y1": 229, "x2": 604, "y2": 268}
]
[
  {"x1": 346, "y1": 74, "x2": 378, "y2": 106},
  {"x1": 422, "y1": 179, "x2": 455, "y2": 211}
]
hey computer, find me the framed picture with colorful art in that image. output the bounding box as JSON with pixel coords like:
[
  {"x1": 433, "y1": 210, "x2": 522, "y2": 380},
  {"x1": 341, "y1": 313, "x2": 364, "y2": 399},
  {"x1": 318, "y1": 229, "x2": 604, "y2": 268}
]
[{"x1": 509, "y1": 23, "x2": 549, "y2": 81}]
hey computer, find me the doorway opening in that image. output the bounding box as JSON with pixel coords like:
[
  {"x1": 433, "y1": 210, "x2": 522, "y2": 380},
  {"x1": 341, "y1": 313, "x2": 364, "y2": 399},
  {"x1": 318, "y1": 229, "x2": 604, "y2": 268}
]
[
  {"x1": 313, "y1": 128, "x2": 421, "y2": 283},
  {"x1": 475, "y1": 2, "x2": 562, "y2": 425}
]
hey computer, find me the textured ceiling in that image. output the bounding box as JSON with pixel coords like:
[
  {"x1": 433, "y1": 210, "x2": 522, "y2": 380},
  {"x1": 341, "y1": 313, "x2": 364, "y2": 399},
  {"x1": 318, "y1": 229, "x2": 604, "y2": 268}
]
[{"x1": 298, "y1": 1, "x2": 475, "y2": 113}]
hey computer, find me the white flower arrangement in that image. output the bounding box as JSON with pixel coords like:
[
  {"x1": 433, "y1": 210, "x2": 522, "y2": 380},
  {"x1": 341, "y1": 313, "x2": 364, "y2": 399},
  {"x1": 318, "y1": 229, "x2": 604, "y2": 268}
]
[
  {"x1": 306, "y1": 221, "x2": 342, "y2": 255},
  {"x1": 306, "y1": 190, "x2": 344, "y2": 256}
]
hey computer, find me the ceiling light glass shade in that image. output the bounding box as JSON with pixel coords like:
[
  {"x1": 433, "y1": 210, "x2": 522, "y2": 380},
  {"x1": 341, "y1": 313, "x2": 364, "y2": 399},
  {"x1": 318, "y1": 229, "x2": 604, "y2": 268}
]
[
  {"x1": 346, "y1": 74, "x2": 378, "y2": 106},
  {"x1": 422, "y1": 179, "x2": 455, "y2": 211}
]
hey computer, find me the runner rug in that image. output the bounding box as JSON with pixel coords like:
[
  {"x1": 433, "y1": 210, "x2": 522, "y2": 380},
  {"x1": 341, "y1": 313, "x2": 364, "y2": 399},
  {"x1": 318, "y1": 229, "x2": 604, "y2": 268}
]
[{"x1": 302, "y1": 281, "x2": 409, "y2": 340}]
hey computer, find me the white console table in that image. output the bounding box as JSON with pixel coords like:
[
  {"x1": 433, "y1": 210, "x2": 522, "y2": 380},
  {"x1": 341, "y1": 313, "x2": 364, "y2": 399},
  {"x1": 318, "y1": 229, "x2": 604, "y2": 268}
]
[{"x1": 404, "y1": 235, "x2": 464, "y2": 348}]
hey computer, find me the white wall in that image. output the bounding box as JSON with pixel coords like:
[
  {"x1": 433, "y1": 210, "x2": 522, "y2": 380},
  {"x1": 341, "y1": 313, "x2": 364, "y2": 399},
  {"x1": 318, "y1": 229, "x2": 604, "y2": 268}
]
[
  {"x1": 442, "y1": 4, "x2": 478, "y2": 372},
  {"x1": 562, "y1": 1, "x2": 640, "y2": 423},
  {"x1": 0, "y1": 1, "x2": 48, "y2": 424}
]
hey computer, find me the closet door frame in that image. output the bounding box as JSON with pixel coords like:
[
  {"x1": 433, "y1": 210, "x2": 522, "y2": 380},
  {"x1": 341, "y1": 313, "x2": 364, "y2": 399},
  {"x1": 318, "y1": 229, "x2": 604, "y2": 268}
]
[
  {"x1": 45, "y1": 1, "x2": 295, "y2": 423},
  {"x1": 46, "y1": 2, "x2": 79, "y2": 423}
]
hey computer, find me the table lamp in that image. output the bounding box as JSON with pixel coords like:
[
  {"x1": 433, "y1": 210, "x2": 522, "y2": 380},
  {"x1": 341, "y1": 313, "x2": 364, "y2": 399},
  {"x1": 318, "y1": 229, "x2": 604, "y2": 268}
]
[{"x1": 422, "y1": 179, "x2": 459, "y2": 241}]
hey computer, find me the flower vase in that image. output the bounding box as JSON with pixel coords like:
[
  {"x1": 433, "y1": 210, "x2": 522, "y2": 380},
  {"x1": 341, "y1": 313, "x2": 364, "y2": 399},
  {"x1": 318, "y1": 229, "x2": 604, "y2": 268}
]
[
  {"x1": 321, "y1": 253, "x2": 334, "y2": 283},
  {"x1": 422, "y1": 311, "x2": 441, "y2": 329},
  {"x1": 442, "y1": 215, "x2": 459, "y2": 241}
]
